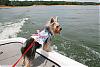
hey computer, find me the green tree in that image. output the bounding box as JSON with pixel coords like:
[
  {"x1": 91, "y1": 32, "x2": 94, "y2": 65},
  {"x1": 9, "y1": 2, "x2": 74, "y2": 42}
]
[{"x1": 0, "y1": 0, "x2": 9, "y2": 5}]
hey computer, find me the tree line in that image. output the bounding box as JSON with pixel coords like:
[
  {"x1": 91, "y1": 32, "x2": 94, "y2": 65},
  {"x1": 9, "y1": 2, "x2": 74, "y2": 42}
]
[
  {"x1": 0, "y1": 0, "x2": 99, "y2": 6},
  {"x1": 0, "y1": 0, "x2": 9, "y2": 6}
]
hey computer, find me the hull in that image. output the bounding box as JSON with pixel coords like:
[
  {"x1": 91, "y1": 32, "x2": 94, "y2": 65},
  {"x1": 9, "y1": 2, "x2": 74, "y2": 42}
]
[{"x1": 0, "y1": 37, "x2": 88, "y2": 67}]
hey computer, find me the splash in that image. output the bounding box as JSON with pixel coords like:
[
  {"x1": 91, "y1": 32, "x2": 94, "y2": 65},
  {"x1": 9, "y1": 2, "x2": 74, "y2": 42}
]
[
  {"x1": 81, "y1": 44, "x2": 100, "y2": 58},
  {"x1": 0, "y1": 18, "x2": 29, "y2": 40}
]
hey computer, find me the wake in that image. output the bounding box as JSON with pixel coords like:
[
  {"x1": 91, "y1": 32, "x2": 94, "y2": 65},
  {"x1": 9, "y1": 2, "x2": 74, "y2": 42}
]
[{"x1": 0, "y1": 18, "x2": 29, "y2": 40}]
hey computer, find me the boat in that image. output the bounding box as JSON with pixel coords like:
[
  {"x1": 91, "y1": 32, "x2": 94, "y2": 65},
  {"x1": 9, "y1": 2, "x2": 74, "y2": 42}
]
[{"x1": 0, "y1": 37, "x2": 88, "y2": 67}]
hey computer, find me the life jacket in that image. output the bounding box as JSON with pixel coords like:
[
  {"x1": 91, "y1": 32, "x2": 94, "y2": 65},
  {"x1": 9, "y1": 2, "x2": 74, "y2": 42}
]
[{"x1": 31, "y1": 27, "x2": 52, "y2": 47}]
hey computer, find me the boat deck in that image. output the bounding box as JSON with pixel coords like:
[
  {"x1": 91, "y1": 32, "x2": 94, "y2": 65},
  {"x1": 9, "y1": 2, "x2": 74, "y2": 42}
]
[
  {"x1": 0, "y1": 42, "x2": 59, "y2": 67},
  {"x1": 0, "y1": 38, "x2": 88, "y2": 67}
]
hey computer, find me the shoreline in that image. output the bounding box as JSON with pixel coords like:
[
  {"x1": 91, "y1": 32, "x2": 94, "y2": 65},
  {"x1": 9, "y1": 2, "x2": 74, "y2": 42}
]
[
  {"x1": 0, "y1": 5, "x2": 15, "y2": 8},
  {"x1": 0, "y1": 5, "x2": 99, "y2": 8}
]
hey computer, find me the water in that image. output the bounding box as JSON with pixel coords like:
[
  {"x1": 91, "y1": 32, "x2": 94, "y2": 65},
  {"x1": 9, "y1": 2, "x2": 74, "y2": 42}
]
[{"x1": 0, "y1": 5, "x2": 99, "y2": 67}]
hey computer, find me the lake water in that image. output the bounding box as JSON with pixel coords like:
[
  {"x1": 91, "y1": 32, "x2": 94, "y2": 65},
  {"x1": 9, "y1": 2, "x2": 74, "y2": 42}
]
[{"x1": 0, "y1": 5, "x2": 99, "y2": 67}]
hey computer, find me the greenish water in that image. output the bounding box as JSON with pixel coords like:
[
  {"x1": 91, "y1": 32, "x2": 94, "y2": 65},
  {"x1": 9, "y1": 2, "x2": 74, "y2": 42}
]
[{"x1": 0, "y1": 5, "x2": 99, "y2": 67}]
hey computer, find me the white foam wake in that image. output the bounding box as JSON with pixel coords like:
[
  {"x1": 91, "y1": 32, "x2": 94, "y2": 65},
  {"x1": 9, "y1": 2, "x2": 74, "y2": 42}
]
[
  {"x1": 81, "y1": 44, "x2": 100, "y2": 58},
  {"x1": 0, "y1": 18, "x2": 29, "y2": 40}
]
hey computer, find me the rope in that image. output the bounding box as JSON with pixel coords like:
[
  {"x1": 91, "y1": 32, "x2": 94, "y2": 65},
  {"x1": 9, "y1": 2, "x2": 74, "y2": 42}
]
[{"x1": 12, "y1": 41, "x2": 35, "y2": 67}]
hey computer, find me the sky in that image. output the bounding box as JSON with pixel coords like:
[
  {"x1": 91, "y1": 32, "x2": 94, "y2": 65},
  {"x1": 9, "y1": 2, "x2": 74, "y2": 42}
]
[{"x1": 11, "y1": 0, "x2": 99, "y2": 2}]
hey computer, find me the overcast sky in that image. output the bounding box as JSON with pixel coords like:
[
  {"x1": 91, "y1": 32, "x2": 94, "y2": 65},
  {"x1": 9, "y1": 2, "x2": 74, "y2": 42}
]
[{"x1": 11, "y1": 0, "x2": 99, "y2": 2}]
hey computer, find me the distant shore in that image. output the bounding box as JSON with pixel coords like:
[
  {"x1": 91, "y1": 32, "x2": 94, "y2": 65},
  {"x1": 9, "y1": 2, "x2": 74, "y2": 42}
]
[
  {"x1": 0, "y1": 4, "x2": 99, "y2": 8},
  {"x1": 0, "y1": 1, "x2": 99, "y2": 7},
  {"x1": 0, "y1": 5, "x2": 14, "y2": 8}
]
